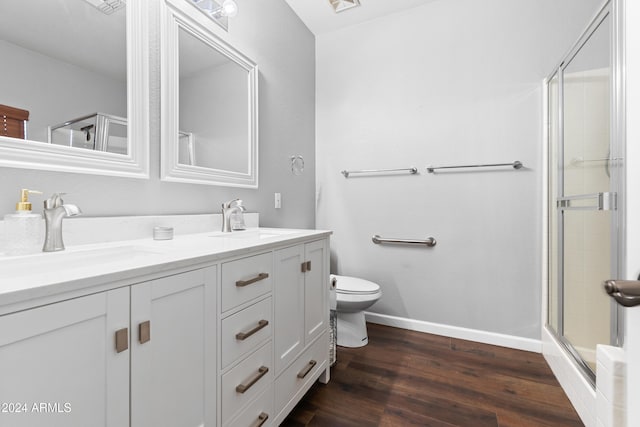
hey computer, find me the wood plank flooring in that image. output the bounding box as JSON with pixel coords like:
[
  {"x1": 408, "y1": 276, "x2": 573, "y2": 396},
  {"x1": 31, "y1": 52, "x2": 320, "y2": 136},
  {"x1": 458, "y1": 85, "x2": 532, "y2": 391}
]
[{"x1": 281, "y1": 323, "x2": 584, "y2": 427}]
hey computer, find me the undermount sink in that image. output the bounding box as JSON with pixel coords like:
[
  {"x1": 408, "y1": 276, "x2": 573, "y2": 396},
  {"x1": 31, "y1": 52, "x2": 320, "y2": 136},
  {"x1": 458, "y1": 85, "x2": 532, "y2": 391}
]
[
  {"x1": 0, "y1": 245, "x2": 164, "y2": 276},
  {"x1": 209, "y1": 229, "x2": 298, "y2": 240}
]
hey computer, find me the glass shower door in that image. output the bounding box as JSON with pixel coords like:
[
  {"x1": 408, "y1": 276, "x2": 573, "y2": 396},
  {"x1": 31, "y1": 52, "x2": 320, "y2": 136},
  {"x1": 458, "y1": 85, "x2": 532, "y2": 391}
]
[{"x1": 549, "y1": 9, "x2": 619, "y2": 380}]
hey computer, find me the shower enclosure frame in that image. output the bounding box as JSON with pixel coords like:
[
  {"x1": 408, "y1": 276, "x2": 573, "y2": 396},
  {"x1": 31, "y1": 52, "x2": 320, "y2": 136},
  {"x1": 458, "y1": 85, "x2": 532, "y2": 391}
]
[{"x1": 544, "y1": 0, "x2": 625, "y2": 388}]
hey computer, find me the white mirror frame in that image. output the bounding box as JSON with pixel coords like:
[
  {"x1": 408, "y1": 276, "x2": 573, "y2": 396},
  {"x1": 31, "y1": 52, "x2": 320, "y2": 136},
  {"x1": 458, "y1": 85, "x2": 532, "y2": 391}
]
[
  {"x1": 0, "y1": 0, "x2": 149, "y2": 179},
  {"x1": 160, "y1": 0, "x2": 259, "y2": 188}
]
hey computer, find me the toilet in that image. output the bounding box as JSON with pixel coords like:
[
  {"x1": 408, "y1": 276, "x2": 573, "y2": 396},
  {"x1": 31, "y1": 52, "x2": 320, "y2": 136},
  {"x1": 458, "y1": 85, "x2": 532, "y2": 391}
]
[{"x1": 331, "y1": 274, "x2": 382, "y2": 348}]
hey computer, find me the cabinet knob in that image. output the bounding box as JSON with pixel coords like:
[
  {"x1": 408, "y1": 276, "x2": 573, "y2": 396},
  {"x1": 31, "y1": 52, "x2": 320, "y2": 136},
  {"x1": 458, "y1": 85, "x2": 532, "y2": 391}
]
[
  {"x1": 301, "y1": 261, "x2": 311, "y2": 273},
  {"x1": 115, "y1": 328, "x2": 129, "y2": 353},
  {"x1": 139, "y1": 320, "x2": 151, "y2": 344}
]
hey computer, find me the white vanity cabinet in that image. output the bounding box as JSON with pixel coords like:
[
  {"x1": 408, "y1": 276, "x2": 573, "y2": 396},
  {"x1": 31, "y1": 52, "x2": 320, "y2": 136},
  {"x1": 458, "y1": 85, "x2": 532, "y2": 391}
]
[
  {"x1": 0, "y1": 267, "x2": 217, "y2": 427},
  {"x1": 219, "y1": 252, "x2": 274, "y2": 426},
  {"x1": 0, "y1": 288, "x2": 130, "y2": 427},
  {"x1": 273, "y1": 239, "x2": 329, "y2": 423},
  {"x1": 130, "y1": 267, "x2": 217, "y2": 427},
  {"x1": 0, "y1": 229, "x2": 331, "y2": 427}
]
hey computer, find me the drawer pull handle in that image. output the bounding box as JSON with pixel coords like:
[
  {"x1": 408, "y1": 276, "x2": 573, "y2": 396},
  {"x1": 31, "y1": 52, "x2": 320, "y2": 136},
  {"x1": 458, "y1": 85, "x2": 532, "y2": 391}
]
[
  {"x1": 297, "y1": 359, "x2": 317, "y2": 379},
  {"x1": 252, "y1": 412, "x2": 269, "y2": 427},
  {"x1": 139, "y1": 320, "x2": 151, "y2": 344},
  {"x1": 236, "y1": 273, "x2": 269, "y2": 287},
  {"x1": 236, "y1": 320, "x2": 269, "y2": 341},
  {"x1": 236, "y1": 366, "x2": 269, "y2": 393},
  {"x1": 115, "y1": 328, "x2": 129, "y2": 353}
]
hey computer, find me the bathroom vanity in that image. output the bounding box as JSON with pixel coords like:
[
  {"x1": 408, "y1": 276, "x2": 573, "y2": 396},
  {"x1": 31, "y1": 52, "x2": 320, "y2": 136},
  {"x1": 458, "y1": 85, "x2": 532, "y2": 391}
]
[{"x1": 0, "y1": 226, "x2": 331, "y2": 427}]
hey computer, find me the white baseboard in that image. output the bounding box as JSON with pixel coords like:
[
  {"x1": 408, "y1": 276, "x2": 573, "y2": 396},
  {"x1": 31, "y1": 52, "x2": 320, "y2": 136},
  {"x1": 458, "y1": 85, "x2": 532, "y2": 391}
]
[{"x1": 365, "y1": 312, "x2": 542, "y2": 353}]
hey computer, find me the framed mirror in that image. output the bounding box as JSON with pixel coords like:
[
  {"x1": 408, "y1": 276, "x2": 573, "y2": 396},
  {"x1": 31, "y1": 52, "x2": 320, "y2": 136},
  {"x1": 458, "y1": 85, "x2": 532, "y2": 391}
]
[
  {"x1": 0, "y1": 0, "x2": 149, "y2": 178},
  {"x1": 161, "y1": 0, "x2": 258, "y2": 188}
]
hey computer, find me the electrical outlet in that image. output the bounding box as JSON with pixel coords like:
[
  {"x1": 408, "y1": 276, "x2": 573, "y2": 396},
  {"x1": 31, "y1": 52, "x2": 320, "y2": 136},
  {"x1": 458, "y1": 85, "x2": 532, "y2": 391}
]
[{"x1": 275, "y1": 192, "x2": 282, "y2": 209}]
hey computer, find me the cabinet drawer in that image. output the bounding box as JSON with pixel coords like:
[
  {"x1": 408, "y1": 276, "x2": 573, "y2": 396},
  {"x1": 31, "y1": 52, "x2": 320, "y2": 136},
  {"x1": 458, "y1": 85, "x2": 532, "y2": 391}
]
[
  {"x1": 222, "y1": 341, "x2": 273, "y2": 424},
  {"x1": 223, "y1": 385, "x2": 274, "y2": 427},
  {"x1": 222, "y1": 252, "x2": 273, "y2": 312},
  {"x1": 274, "y1": 332, "x2": 328, "y2": 416},
  {"x1": 222, "y1": 297, "x2": 272, "y2": 369}
]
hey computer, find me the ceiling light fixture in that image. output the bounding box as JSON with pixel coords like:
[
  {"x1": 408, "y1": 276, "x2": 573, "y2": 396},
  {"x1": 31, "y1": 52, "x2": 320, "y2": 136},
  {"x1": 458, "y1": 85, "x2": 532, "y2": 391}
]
[
  {"x1": 190, "y1": 0, "x2": 238, "y2": 31},
  {"x1": 329, "y1": 0, "x2": 361, "y2": 13}
]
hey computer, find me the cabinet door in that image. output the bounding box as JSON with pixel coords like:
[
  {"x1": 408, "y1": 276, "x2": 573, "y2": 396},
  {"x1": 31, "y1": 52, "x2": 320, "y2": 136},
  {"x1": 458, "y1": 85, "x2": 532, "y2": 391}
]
[
  {"x1": 304, "y1": 239, "x2": 328, "y2": 346},
  {"x1": 130, "y1": 267, "x2": 216, "y2": 427},
  {"x1": 274, "y1": 245, "x2": 305, "y2": 374},
  {"x1": 0, "y1": 289, "x2": 129, "y2": 427}
]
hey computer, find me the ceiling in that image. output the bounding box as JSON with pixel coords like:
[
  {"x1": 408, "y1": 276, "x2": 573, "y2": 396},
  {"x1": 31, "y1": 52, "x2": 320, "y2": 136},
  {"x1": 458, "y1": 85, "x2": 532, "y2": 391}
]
[
  {"x1": 284, "y1": 0, "x2": 438, "y2": 35},
  {"x1": 0, "y1": 0, "x2": 126, "y2": 80}
]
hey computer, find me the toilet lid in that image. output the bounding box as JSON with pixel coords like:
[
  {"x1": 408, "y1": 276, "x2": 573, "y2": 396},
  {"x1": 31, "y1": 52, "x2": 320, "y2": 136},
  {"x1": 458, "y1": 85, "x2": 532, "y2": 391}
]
[{"x1": 332, "y1": 275, "x2": 380, "y2": 295}]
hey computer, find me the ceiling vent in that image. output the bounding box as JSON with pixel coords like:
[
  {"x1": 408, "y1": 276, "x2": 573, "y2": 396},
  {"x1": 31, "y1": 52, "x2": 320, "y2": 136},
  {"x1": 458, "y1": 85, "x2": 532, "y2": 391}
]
[
  {"x1": 83, "y1": 0, "x2": 126, "y2": 15},
  {"x1": 329, "y1": 0, "x2": 361, "y2": 13}
]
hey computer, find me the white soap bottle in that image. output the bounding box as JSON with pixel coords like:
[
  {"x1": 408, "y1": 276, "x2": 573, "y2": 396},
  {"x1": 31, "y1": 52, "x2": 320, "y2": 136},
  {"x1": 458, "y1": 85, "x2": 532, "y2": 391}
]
[
  {"x1": 3, "y1": 189, "x2": 43, "y2": 256},
  {"x1": 230, "y1": 200, "x2": 247, "y2": 231}
]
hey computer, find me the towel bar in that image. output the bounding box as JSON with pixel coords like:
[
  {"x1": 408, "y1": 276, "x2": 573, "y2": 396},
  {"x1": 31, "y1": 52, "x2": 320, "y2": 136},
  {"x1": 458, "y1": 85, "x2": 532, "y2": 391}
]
[
  {"x1": 426, "y1": 161, "x2": 523, "y2": 173},
  {"x1": 341, "y1": 167, "x2": 418, "y2": 178}
]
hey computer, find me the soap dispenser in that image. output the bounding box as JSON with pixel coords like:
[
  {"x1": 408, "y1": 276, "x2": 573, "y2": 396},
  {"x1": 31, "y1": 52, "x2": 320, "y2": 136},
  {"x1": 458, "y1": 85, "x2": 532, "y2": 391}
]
[
  {"x1": 230, "y1": 200, "x2": 247, "y2": 231},
  {"x1": 3, "y1": 189, "x2": 43, "y2": 255}
]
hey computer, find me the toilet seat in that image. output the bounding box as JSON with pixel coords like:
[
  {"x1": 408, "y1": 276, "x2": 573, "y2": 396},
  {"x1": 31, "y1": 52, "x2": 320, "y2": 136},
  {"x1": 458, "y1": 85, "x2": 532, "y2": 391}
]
[{"x1": 332, "y1": 275, "x2": 380, "y2": 295}]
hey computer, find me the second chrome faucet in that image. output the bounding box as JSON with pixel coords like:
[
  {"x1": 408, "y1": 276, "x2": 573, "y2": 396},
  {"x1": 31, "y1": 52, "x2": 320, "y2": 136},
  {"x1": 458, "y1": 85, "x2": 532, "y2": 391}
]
[{"x1": 221, "y1": 199, "x2": 246, "y2": 232}]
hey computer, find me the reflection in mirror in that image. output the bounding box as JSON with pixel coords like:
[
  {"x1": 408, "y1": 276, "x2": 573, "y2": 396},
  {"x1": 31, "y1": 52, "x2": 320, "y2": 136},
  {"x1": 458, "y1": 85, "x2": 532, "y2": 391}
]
[
  {"x1": 161, "y1": 0, "x2": 258, "y2": 187},
  {"x1": 1, "y1": 0, "x2": 126, "y2": 154},
  {"x1": 49, "y1": 113, "x2": 128, "y2": 155},
  {"x1": 178, "y1": 28, "x2": 249, "y2": 172},
  {"x1": 0, "y1": 0, "x2": 149, "y2": 178}
]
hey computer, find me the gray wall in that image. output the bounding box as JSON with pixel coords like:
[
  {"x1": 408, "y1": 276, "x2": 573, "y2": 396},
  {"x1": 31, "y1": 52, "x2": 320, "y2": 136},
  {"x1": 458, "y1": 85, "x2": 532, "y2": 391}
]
[
  {"x1": 0, "y1": 40, "x2": 126, "y2": 143},
  {"x1": 315, "y1": 0, "x2": 604, "y2": 339},
  {"x1": 0, "y1": 0, "x2": 316, "y2": 229}
]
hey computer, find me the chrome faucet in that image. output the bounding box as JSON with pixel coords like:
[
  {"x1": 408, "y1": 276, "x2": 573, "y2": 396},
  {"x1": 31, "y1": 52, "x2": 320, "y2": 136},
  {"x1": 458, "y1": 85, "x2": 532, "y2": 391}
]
[
  {"x1": 221, "y1": 199, "x2": 246, "y2": 232},
  {"x1": 43, "y1": 193, "x2": 82, "y2": 252}
]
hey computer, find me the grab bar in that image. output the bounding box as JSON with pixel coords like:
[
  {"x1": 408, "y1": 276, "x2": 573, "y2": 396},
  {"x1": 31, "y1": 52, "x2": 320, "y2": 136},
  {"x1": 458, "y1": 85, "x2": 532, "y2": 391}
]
[
  {"x1": 372, "y1": 235, "x2": 436, "y2": 247},
  {"x1": 426, "y1": 161, "x2": 523, "y2": 173},
  {"x1": 341, "y1": 167, "x2": 418, "y2": 178}
]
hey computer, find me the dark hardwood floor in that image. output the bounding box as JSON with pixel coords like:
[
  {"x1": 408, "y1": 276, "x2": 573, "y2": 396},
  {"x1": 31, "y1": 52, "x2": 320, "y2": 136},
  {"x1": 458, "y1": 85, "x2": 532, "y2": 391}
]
[{"x1": 281, "y1": 323, "x2": 584, "y2": 427}]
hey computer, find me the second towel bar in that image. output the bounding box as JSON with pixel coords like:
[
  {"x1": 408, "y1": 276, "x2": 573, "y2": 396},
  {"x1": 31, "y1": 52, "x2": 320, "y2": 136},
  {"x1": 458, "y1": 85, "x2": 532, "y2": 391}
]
[
  {"x1": 372, "y1": 235, "x2": 436, "y2": 247},
  {"x1": 426, "y1": 161, "x2": 523, "y2": 173}
]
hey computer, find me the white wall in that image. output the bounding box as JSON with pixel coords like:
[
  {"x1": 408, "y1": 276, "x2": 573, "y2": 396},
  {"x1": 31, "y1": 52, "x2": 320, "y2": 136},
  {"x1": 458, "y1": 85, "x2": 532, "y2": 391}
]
[
  {"x1": 316, "y1": 0, "x2": 603, "y2": 340},
  {"x1": 0, "y1": 0, "x2": 316, "y2": 229}
]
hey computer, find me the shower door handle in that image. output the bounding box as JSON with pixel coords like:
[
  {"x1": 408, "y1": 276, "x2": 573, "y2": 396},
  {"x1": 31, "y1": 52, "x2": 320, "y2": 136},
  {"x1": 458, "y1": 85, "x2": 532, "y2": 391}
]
[
  {"x1": 604, "y1": 280, "x2": 640, "y2": 307},
  {"x1": 557, "y1": 192, "x2": 617, "y2": 211}
]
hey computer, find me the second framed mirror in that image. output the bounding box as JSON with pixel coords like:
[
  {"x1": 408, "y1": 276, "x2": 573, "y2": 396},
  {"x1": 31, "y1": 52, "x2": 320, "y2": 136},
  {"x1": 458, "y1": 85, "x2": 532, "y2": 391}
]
[{"x1": 160, "y1": 0, "x2": 258, "y2": 188}]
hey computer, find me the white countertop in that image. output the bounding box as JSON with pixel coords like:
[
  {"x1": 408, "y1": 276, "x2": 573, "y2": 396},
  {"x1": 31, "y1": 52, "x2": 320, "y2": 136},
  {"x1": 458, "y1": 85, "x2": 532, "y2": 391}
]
[{"x1": 0, "y1": 227, "x2": 331, "y2": 313}]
